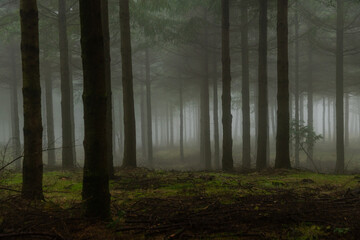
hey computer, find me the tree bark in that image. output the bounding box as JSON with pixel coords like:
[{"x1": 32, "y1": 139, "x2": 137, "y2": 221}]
[
  {"x1": 241, "y1": 0, "x2": 251, "y2": 169},
  {"x1": 221, "y1": 0, "x2": 233, "y2": 171},
  {"x1": 275, "y1": 0, "x2": 291, "y2": 169},
  {"x1": 145, "y1": 48, "x2": 153, "y2": 167},
  {"x1": 335, "y1": 0, "x2": 344, "y2": 174},
  {"x1": 80, "y1": 0, "x2": 110, "y2": 218},
  {"x1": 256, "y1": 0, "x2": 268, "y2": 170},
  {"x1": 20, "y1": 0, "x2": 44, "y2": 200},
  {"x1": 345, "y1": 93, "x2": 349, "y2": 147},
  {"x1": 120, "y1": 0, "x2": 137, "y2": 168},
  {"x1": 140, "y1": 85, "x2": 147, "y2": 160},
  {"x1": 101, "y1": 0, "x2": 114, "y2": 177},
  {"x1": 43, "y1": 54, "x2": 56, "y2": 167},
  {"x1": 294, "y1": 0, "x2": 300, "y2": 168},
  {"x1": 213, "y1": 53, "x2": 220, "y2": 169},
  {"x1": 58, "y1": 0, "x2": 75, "y2": 169},
  {"x1": 200, "y1": 19, "x2": 211, "y2": 170}
]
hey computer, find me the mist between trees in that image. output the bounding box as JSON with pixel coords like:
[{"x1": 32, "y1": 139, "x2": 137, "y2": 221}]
[{"x1": 0, "y1": 0, "x2": 359, "y2": 217}]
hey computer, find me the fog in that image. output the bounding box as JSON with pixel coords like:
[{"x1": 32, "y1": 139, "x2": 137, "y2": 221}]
[{"x1": 1, "y1": 0, "x2": 360, "y2": 173}]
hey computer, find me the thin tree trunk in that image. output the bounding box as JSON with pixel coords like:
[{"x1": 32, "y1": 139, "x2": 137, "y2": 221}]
[
  {"x1": 307, "y1": 40, "x2": 314, "y2": 167},
  {"x1": 345, "y1": 93, "x2": 349, "y2": 147},
  {"x1": 294, "y1": 0, "x2": 300, "y2": 168},
  {"x1": 335, "y1": 0, "x2": 344, "y2": 174},
  {"x1": 328, "y1": 97, "x2": 331, "y2": 141},
  {"x1": 275, "y1": 0, "x2": 291, "y2": 169},
  {"x1": 221, "y1": 0, "x2": 233, "y2": 171},
  {"x1": 241, "y1": 0, "x2": 251, "y2": 169},
  {"x1": 200, "y1": 19, "x2": 211, "y2": 170},
  {"x1": 43, "y1": 54, "x2": 56, "y2": 167},
  {"x1": 179, "y1": 82, "x2": 184, "y2": 162},
  {"x1": 58, "y1": 0, "x2": 75, "y2": 169},
  {"x1": 256, "y1": 0, "x2": 268, "y2": 170},
  {"x1": 322, "y1": 97, "x2": 326, "y2": 141},
  {"x1": 120, "y1": 0, "x2": 137, "y2": 168},
  {"x1": 20, "y1": 0, "x2": 44, "y2": 200},
  {"x1": 145, "y1": 48, "x2": 153, "y2": 167},
  {"x1": 140, "y1": 85, "x2": 147, "y2": 160},
  {"x1": 10, "y1": 43, "x2": 22, "y2": 170},
  {"x1": 213, "y1": 53, "x2": 220, "y2": 169}
]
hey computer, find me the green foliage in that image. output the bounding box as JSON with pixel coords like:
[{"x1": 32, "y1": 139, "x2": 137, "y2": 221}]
[{"x1": 290, "y1": 120, "x2": 323, "y2": 148}]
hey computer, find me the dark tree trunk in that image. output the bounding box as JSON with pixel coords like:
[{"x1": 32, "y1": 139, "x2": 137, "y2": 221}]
[
  {"x1": 256, "y1": 0, "x2": 268, "y2": 170},
  {"x1": 43, "y1": 54, "x2": 56, "y2": 167},
  {"x1": 241, "y1": 0, "x2": 251, "y2": 169},
  {"x1": 200, "y1": 21, "x2": 211, "y2": 170},
  {"x1": 335, "y1": 0, "x2": 344, "y2": 174},
  {"x1": 10, "y1": 43, "x2": 22, "y2": 170},
  {"x1": 20, "y1": 0, "x2": 44, "y2": 200},
  {"x1": 294, "y1": 0, "x2": 300, "y2": 167},
  {"x1": 58, "y1": 0, "x2": 75, "y2": 169},
  {"x1": 101, "y1": 0, "x2": 114, "y2": 177},
  {"x1": 120, "y1": 0, "x2": 137, "y2": 168},
  {"x1": 213, "y1": 54, "x2": 220, "y2": 169},
  {"x1": 221, "y1": 0, "x2": 233, "y2": 171},
  {"x1": 145, "y1": 49, "x2": 153, "y2": 167},
  {"x1": 275, "y1": 0, "x2": 291, "y2": 169},
  {"x1": 80, "y1": 0, "x2": 110, "y2": 219}
]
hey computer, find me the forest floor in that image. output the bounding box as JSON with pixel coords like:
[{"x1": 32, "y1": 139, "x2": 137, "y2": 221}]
[{"x1": 0, "y1": 168, "x2": 360, "y2": 239}]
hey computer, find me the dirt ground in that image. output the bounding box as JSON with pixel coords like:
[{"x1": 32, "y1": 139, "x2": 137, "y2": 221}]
[{"x1": 0, "y1": 168, "x2": 360, "y2": 239}]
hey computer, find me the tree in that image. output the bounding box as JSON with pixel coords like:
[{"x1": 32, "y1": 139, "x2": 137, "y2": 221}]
[
  {"x1": 275, "y1": 0, "x2": 291, "y2": 169},
  {"x1": 101, "y1": 0, "x2": 114, "y2": 177},
  {"x1": 294, "y1": 0, "x2": 300, "y2": 168},
  {"x1": 20, "y1": 0, "x2": 44, "y2": 200},
  {"x1": 256, "y1": 0, "x2": 268, "y2": 171},
  {"x1": 79, "y1": 0, "x2": 110, "y2": 218},
  {"x1": 120, "y1": 0, "x2": 137, "y2": 168},
  {"x1": 335, "y1": 0, "x2": 344, "y2": 174},
  {"x1": 241, "y1": 0, "x2": 251, "y2": 169},
  {"x1": 221, "y1": 0, "x2": 233, "y2": 171},
  {"x1": 58, "y1": 0, "x2": 76, "y2": 169},
  {"x1": 145, "y1": 48, "x2": 153, "y2": 167}
]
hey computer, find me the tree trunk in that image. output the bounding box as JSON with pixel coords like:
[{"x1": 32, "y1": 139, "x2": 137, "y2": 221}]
[
  {"x1": 322, "y1": 97, "x2": 326, "y2": 141},
  {"x1": 145, "y1": 48, "x2": 153, "y2": 167},
  {"x1": 213, "y1": 53, "x2": 220, "y2": 169},
  {"x1": 294, "y1": 0, "x2": 300, "y2": 168},
  {"x1": 179, "y1": 82, "x2": 184, "y2": 162},
  {"x1": 221, "y1": 0, "x2": 233, "y2": 171},
  {"x1": 307, "y1": 40, "x2": 314, "y2": 167},
  {"x1": 80, "y1": 0, "x2": 110, "y2": 219},
  {"x1": 328, "y1": 97, "x2": 331, "y2": 141},
  {"x1": 200, "y1": 20, "x2": 211, "y2": 170},
  {"x1": 10, "y1": 43, "x2": 22, "y2": 170},
  {"x1": 241, "y1": 0, "x2": 251, "y2": 169},
  {"x1": 58, "y1": 0, "x2": 75, "y2": 169},
  {"x1": 43, "y1": 54, "x2": 56, "y2": 167},
  {"x1": 20, "y1": 0, "x2": 44, "y2": 200},
  {"x1": 275, "y1": 0, "x2": 291, "y2": 169},
  {"x1": 101, "y1": 0, "x2": 114, "y2": 177},
  {"x1": 256, "y1": 0, "x2": 268, "y2": 170},
  {"x1": 140, "y1": 85, "x2": 147, "y2": 160},
  {"x1": 120, "y1": 0, "x2": 137, "y2": 168},
  {"x1": 335, "y1": 0, "x2": 344, "y2": 174},
  {"x1": 345, "y1": 93, "x2": 349, "y2": 147}
]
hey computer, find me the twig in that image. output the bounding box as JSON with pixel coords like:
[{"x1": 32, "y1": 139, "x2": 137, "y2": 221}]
[
  {"x1": 299, "y1": 143, "x2": 320, "y2": 173},
  {"x1": 0, "y1": 232, "x2": 63, "y2": 239}
]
